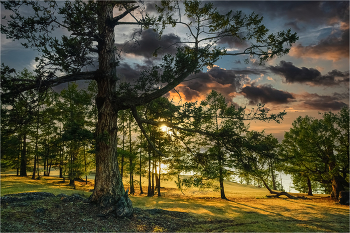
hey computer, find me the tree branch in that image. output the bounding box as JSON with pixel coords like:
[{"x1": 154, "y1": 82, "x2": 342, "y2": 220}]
[
  {"x1": 110, "y1": 5, "x2": 139, "y2": 26},
  {"x1": 2, "y1": 71, "x2": 96, "y2": 98},
  {"x1": 118, "y1": 68, "x2": 194, "y2": 110}
]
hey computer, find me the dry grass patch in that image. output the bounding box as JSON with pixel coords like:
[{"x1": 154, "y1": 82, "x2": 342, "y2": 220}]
[{"x1": 1, "y1": 173, "x2": 349, "y2": 232}]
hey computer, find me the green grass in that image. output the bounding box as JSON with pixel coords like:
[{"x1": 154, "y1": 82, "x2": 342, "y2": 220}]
[
  {"x1": 1, "y1": 173, "x2": 91, "y2": 197},
  {"x1": 1, "y1": 172, "x2": 349, "y2": 232}
]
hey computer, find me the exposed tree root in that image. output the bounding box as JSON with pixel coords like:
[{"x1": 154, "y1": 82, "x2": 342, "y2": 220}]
[{"x1": 89, "y1": 189, "x2": 133, "y2": 218}]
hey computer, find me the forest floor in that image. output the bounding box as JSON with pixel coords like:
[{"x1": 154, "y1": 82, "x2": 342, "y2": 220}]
[{"x1": 1, "y1": 173, "x2": 349, "y2": 232}]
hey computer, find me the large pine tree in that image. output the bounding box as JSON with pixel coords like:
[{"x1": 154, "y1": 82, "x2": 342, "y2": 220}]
[{"x1": 1, "y1": 0, "x2": 297, "y2": 217}]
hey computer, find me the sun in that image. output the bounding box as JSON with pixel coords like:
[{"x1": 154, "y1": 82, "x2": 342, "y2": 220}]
[{"x1": 160, "y1": 125, "x2": 173, "y2": 135}]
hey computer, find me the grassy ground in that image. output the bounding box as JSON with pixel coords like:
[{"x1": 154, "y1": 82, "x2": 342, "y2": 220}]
[{"x1": 1, "y1": 172, "x2": 349, "y2": 232}]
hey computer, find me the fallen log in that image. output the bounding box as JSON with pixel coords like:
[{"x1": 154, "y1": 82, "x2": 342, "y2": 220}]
[{"x1": 261, "y1": 179, "x2": 299, "y2": 199}]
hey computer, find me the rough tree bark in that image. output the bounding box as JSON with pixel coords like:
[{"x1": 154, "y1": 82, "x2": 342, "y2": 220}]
[
  {"x1": 89, "y1": 2, "x2": 132, "y2": 217},
  {"x1": 331, "y1": 175, "x2": 345, "y2": 200}
]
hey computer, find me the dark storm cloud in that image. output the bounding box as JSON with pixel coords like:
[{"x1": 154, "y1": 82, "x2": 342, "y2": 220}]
[
  {"x1": 116, "y1": 63, "x2": 141, "y2": 82},
  {"x1": 299, "y1": 92, "x2": 349, "y2": 111},
  {"x1": 213, "y1": 1, "x2": 349, "y2": 27},
  {"x1": 115, "y1": 29, "x2": 181, "y2": 59},
  {"x1": 240, "y1": 85, "x2": 295, "y2": 105},
  {"x1": 217, "y1": 36, "x2": 249, "y2": 49},
  {"x1": 185, "y1": 67, "x2": 242, "y2": 88},
  {"x1": 290, "y1": 29, "x2": 349, "y2": 61},
  {"x1": 269, "y1": 61, "x2": 349, "y2": 86}
]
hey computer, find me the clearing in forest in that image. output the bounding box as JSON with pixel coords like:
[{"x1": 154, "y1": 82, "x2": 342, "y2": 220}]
[{"x1": 1, "y1": 173, "x2": 348, "y2": 232}]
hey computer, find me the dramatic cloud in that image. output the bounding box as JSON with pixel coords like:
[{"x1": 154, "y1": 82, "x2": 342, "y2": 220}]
[
  {"x1": 240, "y1": 84, "x2": 295, "y2": 105},
  {"x1": 269, "y1": 61, "x2": 349, "y2": 86},
  {"x1": 217, "y1": 36, "x2": 249, "y2": 49},
  {"x1": 116, "y1": 63, "x2": 142, "y2": 82},
  {"x1": 165, "y1": 84, "x2": 201, "y2": 102},
  {"x1": 289, "y1": 29, "x2": 349, "y2": 61},
  {"x1": 115, "y1": 29, "x2": 181, "y2": 59},
  {"x1": 298, "y1": 92, "x2": 349, "y2": 111},
  {"x1": 165, "y1": 66, "x2": 251, "y2": 103}
]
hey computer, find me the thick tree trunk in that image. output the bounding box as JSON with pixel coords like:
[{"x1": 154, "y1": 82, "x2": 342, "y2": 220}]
[
  {"x1": 20, "y1": 133, "x2": 27, "y2": 176},
  {"x1": 329, "y1": 162, "x2": 345, "y2": 200},
  {"x1": 307, "y1": 176, "x2": 313, "y2": 196},
  {"x1": 89, "y1": 1, "x2": 132, "y2": 218},
  {"x1": 331, "y1": 175, "x2": 344, "y2": 200}
]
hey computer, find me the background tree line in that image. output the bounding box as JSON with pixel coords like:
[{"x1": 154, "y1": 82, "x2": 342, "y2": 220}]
[{"x1": 2, "y1": 68, "x2": 348, "y2": 200}]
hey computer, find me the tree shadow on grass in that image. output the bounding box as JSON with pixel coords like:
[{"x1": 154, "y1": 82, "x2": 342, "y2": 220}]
[{"x1": 133, "y1": 196, "x2": 349, "y2": 232}]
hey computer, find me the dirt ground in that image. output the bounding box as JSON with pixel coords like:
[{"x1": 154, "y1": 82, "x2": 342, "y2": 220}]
[{"x1": 1, "y1": 192, "x2": 205, "y2": 232}]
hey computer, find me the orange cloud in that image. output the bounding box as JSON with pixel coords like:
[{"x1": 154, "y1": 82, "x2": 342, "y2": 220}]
[{"x1": 289, "y1": 29, "x2": 349, "y2": 61}]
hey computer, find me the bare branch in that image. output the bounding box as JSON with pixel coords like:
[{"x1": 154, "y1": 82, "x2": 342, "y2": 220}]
[
  {"x1": 110, "y1": 5, "x2": 139, "y2": 26},
  {"x1": 122, "y1": 3, "x2": 139, "y2": 23}
]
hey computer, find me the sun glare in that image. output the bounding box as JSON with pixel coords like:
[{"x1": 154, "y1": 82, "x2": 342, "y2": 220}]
[{"x1": 160, "y1": 125, "x2": 173, "y2": 135}]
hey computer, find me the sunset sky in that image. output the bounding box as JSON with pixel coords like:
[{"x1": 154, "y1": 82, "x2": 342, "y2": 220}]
[{"x1": 1, "y1": 1, "x2": 349, "y2": 141}]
